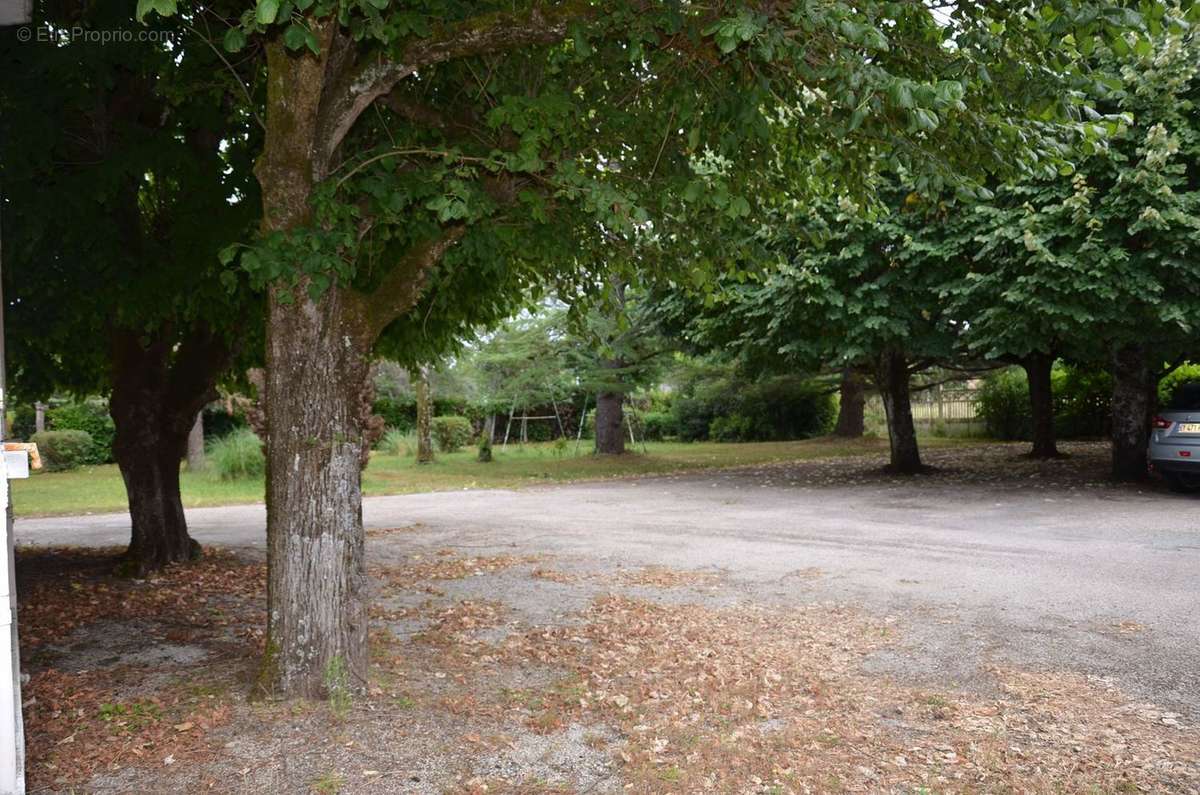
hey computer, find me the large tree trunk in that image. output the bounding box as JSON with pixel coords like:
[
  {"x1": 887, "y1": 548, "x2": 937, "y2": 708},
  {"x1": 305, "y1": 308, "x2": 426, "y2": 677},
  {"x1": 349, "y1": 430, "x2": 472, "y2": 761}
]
[
  {"x1": 1110, "y1": 343, "x2": 1155, "y2": 482},
  {"x1": 832, "y1": 368, "x2": 866, "y2": 438},
  {"x1": 255, "y1": 29, "x2": 373, "y2": 699},
  {"x1": 109, "y1": 329, "x2": 228, "y2": 574},
  {"x1": 874, "y1": 349, "x2": 923, "y2": 473},
  {"x1": 1023, "y1": 351, "x2": 1058, "y2": 459},
  {"x1": 186, "y1": 411, "x2": 206, "y2": 471},
  {"x1": 594, "y1": 389, "x2": 625, "y2": 455},
  {"x1": 414, "y1": 365, "x2": 434, "y2": 464},
  {"x1": 594, "y1": 357, "x2": 627, "y2": 456},
  {"x1": 261, "y1": 286, "x2": 373, "y2": 699}
]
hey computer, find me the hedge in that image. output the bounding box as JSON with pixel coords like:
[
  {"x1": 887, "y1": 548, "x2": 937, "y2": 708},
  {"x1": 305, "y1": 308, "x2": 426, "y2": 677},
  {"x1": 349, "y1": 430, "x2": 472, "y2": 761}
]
[
  {"x1": 672, "y1": 374, "x2": 834, "y2": 442},
  {"x1": 976, "y1": 365, "x2": 1112, "y2": 441},
  {"x1": 32, "y1": 430, "x2": 94, "y2": 471},
  {"x1": 47, "y1": 401, "x2": 115, "y2": 465},
  {"x1": 1160, "y1": 364, "x2": 1200, "y2": 408}
]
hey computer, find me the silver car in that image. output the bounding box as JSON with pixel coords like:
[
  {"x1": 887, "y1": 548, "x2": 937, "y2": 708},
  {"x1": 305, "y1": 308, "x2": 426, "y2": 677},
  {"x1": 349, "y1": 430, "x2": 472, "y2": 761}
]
[{"x1": 1150, "y1": 383, "x2": 1200, "y2": 492}]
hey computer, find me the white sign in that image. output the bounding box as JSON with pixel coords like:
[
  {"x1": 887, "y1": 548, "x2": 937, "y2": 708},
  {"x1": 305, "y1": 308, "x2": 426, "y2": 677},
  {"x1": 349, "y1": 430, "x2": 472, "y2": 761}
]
[{"x1": 0, "y1": 456, "x2": 25, "y2": 482}]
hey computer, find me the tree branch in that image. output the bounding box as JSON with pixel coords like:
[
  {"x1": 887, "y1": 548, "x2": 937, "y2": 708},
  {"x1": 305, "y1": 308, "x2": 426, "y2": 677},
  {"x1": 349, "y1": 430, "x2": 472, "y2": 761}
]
[
  {"x1": 318, "y1": 2, "x2": 594, "y2": 167},
  {"x1": 359, "y1": 226, "x2": 467, "y2": 342}
]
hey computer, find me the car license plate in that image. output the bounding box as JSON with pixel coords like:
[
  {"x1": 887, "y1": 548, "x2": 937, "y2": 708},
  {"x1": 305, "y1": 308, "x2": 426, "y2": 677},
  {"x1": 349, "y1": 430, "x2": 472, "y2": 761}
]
[{"x1": 1180, "y1": 423, "x2": 1200, "y2": 434}]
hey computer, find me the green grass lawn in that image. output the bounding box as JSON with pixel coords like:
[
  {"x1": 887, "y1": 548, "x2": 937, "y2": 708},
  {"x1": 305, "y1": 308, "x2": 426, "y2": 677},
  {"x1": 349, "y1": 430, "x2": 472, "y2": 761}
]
[{"x1": 11, "y1": 436, "x2": 967, "y2": 517}]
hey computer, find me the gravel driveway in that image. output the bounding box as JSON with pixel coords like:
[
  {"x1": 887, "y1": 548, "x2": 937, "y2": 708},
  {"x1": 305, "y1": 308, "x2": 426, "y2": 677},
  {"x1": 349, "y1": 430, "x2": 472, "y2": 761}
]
[{"x1": 15, "y1": 442, "x2": 1200, "y2": 720}]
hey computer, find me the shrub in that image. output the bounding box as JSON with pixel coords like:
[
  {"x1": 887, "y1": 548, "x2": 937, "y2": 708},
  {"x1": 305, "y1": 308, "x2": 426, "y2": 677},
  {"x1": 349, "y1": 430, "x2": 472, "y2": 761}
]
[
  {"x1": 976, "y1": 365, "x2": 1112, "y2": 442},
  {"x1": 672, "y1": 373, "x2": 834, "y2": 442},
  {"x1": 432, "y1": 416, "x2": 472, "y2": 452},
  {"x1": 709, "y1": 414, "x2": 754, "y2": 442},
  {"x1": 208, "y1": 428, "x2": 264, "y2": 481},
  {"x1": 639, "y1": 411, "x2": 677, "y2": 441},
  {"x1": 1159, "y1": 363, "x2": 1200, "y2": 408},
  {"x1": 976, "y1": 369, "x2": 1031, "y2": 441},
  {"x1": 47, "y1": 401, "x2": 115, "y2": 464},
  {"x1": 378, "y1": 428, "x2": 416, "y2": 457},
  {"x1": 372, "y1": 396, "x2": 417, "y2": 432},
  {"x1": 1052, "y1": 365, "x2": 1111, "y2": 439},
  {"x1": 31, "y1": 430, "x2": 94, "y2": 471}
]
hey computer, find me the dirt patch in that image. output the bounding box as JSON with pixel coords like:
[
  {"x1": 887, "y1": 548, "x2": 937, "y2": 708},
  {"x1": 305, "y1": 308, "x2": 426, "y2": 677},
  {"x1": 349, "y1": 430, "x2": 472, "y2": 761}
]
[
  {"x1": 479, "y1": 596, "x2": 1200, "y2": 793},
  {"x1": 16, "y1": 546, "x2": 1200, "y2": 794},
  {"x1": 614, "y1": 565, "x2": 724, "y2": 589},
  {"x1": 372, "y1": 551, "x2": 544, "y2": 592}
]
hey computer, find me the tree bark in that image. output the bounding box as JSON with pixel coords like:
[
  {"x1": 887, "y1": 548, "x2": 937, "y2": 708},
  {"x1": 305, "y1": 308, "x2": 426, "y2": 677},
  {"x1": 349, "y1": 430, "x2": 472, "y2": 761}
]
[
  {"x1": 1110, "y1": 343, "x2": 1155, "y2": 482},
  {"x1": 414, "y1": 365, "x2": 434, "y2": 464},
  {"x1": 832, "y1": 368, "x2": 866, "y2": 438},
  {"x1": 593, "y1": 353, "x2": 628, "y2": 456},
  {"x1": 186, "y1": 411, "x2": 206, "y2": 471},
  {"x1": 594, "y1": 388, "x2": 625, "y2": 455},
  {"x1": 1022, "y1": 351, "x2": 1058, "y2": 459},
  {"x1": 261, "y1": 284, "x2": 373, "y2": 699},
  {"x1": 254, "y1": 28, "x2": 385, "y2": 699},
  {"x1": 109, "y1": 328, "x2": 228, "y2": 574},
  {"x1": 874, "y1": 349, "x2": 923, "y2": 473}
]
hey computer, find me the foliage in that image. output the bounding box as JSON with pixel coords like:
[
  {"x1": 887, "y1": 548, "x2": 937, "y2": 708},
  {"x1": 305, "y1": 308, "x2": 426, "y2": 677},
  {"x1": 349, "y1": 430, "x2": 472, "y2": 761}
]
[
  {"x1": 31, "y1": 430, "x2": 94, "y2": 472},
  {"x1": 208, "y1": 429, "x2": 265, "y2": 481},
  {"x1": 373, "y1": 395, "x2": 475, "y2": 433},
  {"x1": 976, "y1": 365, "x2": 1112, "y2": 441},
  {"x1": 932, "y1": 26, "x2": 1200, "y2": 369},
  {"x1": 0, "y1": 2, "x2": 262, "y2": 402},
  {"x1": 1159, "y1": 363, "x2": 1200, "y2": 407},
  {"x1": 431, "y1": 417, "x2": 473, "y2": 453},
  {"x1": 976, "y1": 370, "x2": 1037, "y2": 441},
  {"x1": 1053, "y1": 366, "x2": 1113, "y2": 438},
  {"x1": 477, "y1": 434, "x2": 493, "y2": 464},
  {"x1": 639, "y1": 412, "x2": 678, "y2": 442},
  {"x1": 10, "y1": 404, "x2": 36, "y2": 442},
  {"x1": 377, "y1": 428, "x2": 416, "y2": 457},
  {"x1": 202, "y1": 407, "x2": 246, "y2": 442},
  {"x1": 671, "y1": 367, "x2": 834, "y2": 443},
  {"x1": 681, "y1": 188, "x2": 958, "y2": 389},
  {"x1": 47, "y1": 402, "x2": 115, "y2": 466}
]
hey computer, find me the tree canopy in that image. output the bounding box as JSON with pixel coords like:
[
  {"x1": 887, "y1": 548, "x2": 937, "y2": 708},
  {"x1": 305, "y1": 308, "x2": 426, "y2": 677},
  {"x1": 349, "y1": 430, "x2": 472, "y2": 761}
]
[{"x1": 0, "y1": 1, "x2": 263, "y2": 570}]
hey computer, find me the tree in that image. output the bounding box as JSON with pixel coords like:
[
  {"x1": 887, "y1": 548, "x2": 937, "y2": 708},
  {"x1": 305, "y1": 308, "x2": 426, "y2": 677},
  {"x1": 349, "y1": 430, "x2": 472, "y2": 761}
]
[
  {"x1": 689, "y1": 194, "x2": 958, "y2": 472},
  {"x1": 564, "y1": 284, "x2": 671, "y2": 456},
  {"x1": 0, "y1": 2, "x2": 261, "y2": 572},
  {"x1": 145, "y1": 0, "x2": 1152, "y2": 697},
  {"x1": 933, "y1": 25, "x2": 1200, "y2": 475}
]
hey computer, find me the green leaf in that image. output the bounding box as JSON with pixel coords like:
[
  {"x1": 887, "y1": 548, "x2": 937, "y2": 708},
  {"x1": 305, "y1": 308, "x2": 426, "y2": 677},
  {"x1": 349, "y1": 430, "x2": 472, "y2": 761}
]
[
  {"x1": 570, "y1": 21, "x2": 592, "y2": 57},
  {"x1": 223, "y1": 27, "x2": 247, "y2": 53},
  {"x1": 256, "y1": 0, "x2": 280, "y2": 25},
  {"x1": 135, "y1": 0, "x2": 176, "y2": 21},
  {"x1": 283, "y1": 24, "x2": 308, "y2": 51},
  {"x1": 727, "y1": 196, "x2": 751, "y2": 219}
]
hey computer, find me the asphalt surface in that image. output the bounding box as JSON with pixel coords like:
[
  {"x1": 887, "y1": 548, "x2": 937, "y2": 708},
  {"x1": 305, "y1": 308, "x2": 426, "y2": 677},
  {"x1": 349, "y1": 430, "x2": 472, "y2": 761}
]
[{"x1": 15, "y1": 463, "x2": 1200, "y2": 719}]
